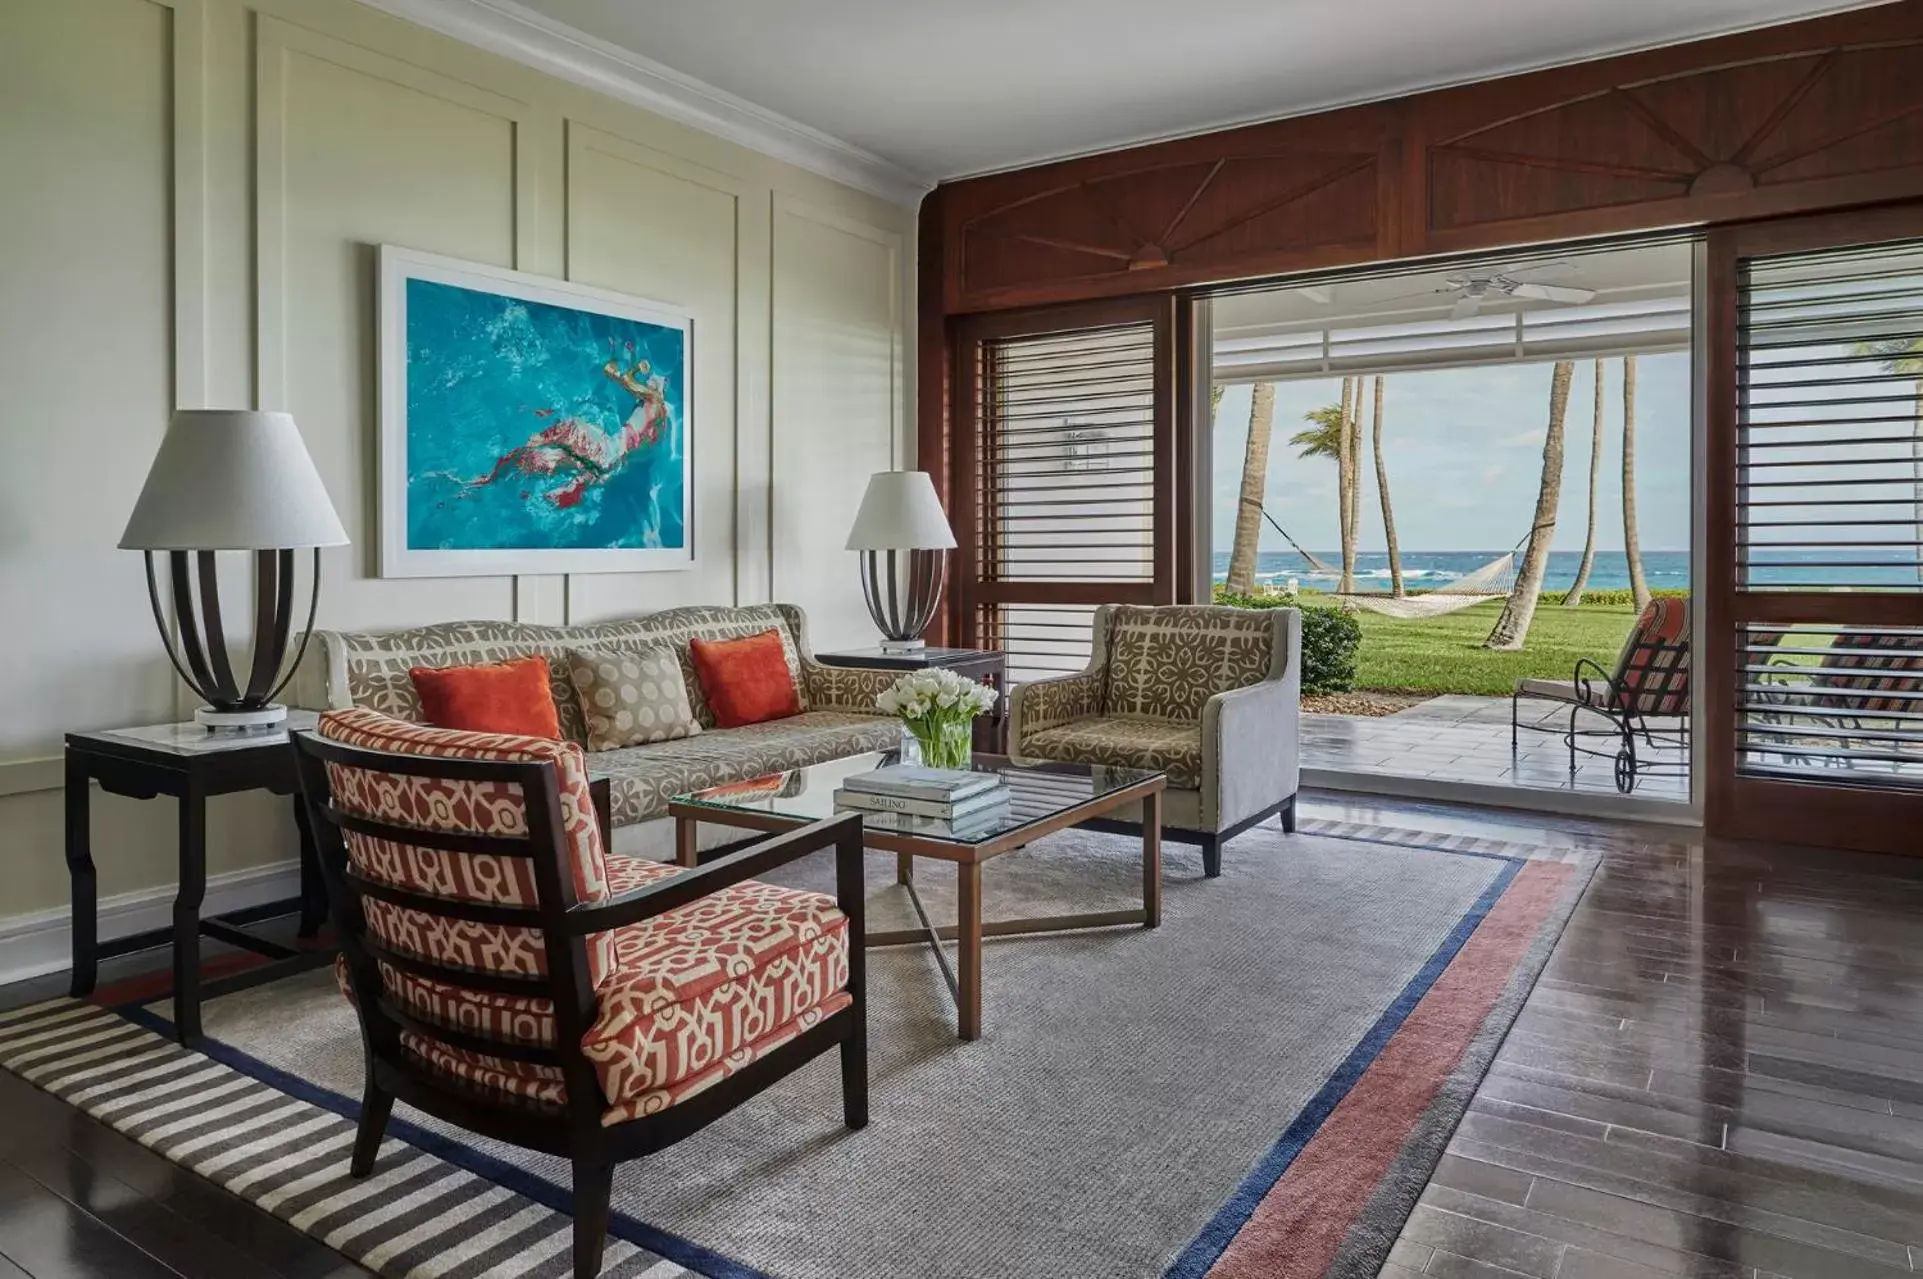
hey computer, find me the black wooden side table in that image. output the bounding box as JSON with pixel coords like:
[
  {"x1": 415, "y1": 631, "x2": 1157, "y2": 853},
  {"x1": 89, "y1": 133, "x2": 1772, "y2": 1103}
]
[
  {"x1": 65, "y1": 711, "x2": 333, "y2": 1044},
  {"x1": 815, "y1": 646, "x2": 1009, "y2": 752}
]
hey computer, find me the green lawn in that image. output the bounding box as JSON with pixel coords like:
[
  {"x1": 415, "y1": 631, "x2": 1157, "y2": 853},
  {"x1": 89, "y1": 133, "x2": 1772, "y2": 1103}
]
[{"x1": 1350, "y1": 598, "x2": 1641, "y2": 696}]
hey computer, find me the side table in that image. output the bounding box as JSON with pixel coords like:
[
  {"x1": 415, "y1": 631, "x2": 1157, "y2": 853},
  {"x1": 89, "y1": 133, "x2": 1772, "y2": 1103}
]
[
  {"x1": 815, "y1": 646, "x2": 1008, "y2": 752},
  {"x1": 65, "y1": 711, "x2": 334, "y2": 1044}
]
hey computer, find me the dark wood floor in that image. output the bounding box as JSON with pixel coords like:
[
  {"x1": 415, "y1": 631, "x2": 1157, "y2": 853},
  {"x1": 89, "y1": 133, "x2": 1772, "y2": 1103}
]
[{"x1": 1, "y1": 794, "x2": 1919, "y2": 1278}]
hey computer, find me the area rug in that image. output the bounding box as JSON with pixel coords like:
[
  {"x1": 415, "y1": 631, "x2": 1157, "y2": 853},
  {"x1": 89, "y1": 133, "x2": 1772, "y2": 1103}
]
[{"x1": 0, "y1": 818, "x2": 1593, "y2": 1279}]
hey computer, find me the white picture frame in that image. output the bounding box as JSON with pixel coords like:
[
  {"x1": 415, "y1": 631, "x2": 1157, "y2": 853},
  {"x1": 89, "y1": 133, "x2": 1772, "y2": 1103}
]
[{"x1": 377, "y1": 245, "x2": 695, "y2": 578}]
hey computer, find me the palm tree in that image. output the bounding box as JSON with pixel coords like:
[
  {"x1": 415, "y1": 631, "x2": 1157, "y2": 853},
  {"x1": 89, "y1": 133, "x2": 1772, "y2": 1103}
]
[
  {"x1": 1564, "y1": 357, "x2": 1606, "y2": 606},
  {"x1": 1621, "y1": 355, "x2": 1651, "y2": 612},
  {"x1": 1370, "y1": 375, "x2": 1404, "y2": 597},
  {"x1": 1488, "y1": 360, "x2": 1575, "y2": 650},
  {"x1": 1852, "y1": 337, "x2": 1923, "y2": 582},
  {"x1": 1337, "y1": 376, "x2": 1359, "y2": 592},
  {"x1": 1291, "y1": 379, "x2": 1359, "y2": 587},
  {"x1": 1225, "y1": 382, "x2": 1276, "y2": 594}
]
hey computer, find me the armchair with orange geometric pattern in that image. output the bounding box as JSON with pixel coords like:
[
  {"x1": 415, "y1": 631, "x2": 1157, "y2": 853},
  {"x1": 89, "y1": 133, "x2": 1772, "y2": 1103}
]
[{"x1": 292, "y1": 707, "x2": 866, "y2": 1279}]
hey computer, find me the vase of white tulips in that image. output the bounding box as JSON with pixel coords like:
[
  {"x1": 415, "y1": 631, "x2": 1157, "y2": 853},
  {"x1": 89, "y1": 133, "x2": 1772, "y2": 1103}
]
[{"x1": 875, "y1": 668, "x2": 998, "y2": 771}]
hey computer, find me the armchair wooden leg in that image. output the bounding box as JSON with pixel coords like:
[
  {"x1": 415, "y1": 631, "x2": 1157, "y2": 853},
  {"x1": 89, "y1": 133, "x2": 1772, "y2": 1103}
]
[
  {"x1": 350, "y1": 1080, "x2": 392, "y2": 1178},
  {"x1": 1201, "y1": 836, "x2": 1222, "y2": 879},
  {"x1": 572, "y1": 1155, "x2": 614, "y2": 1279},
  {"x1": 840, "y1": 1021, "x2": 869, "y2": 1130},
  {"x1": 1280, "y1": 795, "x2": 1297, "y2": 834}
]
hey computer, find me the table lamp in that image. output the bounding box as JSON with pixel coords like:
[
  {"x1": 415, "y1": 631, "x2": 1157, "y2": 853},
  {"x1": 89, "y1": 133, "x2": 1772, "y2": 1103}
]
[
  {"x1": 845, "y1": 470, "x2": 955, "y2": 653},
  {"x1": 120, "y1": 410, "x2": 349, "y2": 731}
]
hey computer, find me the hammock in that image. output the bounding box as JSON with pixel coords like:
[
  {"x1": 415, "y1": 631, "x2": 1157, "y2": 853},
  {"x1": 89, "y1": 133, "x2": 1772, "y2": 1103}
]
[
  {"x1": 1260, "y1": 509, "x2": 1337, "y2": 575},
  {"x1": 1334, "y1": 546, "x2": 1520, "y2": 620}
]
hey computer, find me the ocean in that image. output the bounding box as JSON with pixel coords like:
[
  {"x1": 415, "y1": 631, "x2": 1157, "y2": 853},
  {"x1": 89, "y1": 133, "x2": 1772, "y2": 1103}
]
[{"x1": 1211, "y1": 549, "x2": 1692, "y2": 594}]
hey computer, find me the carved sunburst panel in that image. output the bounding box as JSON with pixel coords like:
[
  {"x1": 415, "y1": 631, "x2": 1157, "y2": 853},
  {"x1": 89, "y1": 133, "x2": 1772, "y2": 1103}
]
[
  {"x1": 960, "y1": 149, "x2": 1377, "y2": 298},
  {"x1": 1428, "y1": 40, "x2": 1923, "y2": 231}
]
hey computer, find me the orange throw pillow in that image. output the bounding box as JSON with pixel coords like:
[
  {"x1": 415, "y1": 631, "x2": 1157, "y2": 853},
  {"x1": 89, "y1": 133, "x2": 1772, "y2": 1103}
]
[
  {"x1": 409, "y1": 655, "x2": 563, "y2": 740},
  {"x1": 689, "y1": 630, "x2": 802, "y2": 728}
]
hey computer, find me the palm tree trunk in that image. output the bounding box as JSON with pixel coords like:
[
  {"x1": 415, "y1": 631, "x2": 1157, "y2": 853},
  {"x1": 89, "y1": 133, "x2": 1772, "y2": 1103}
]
[
  {"x1": 1487, "y1": 360, "x2": 1575, "y2": 650},
  {"x1": 1337, "y1": 376, "x2": 1357, "y2": 593},
  {"x1": 1621, "y1": 355, "x2": 1651, "y2": 612},
  {"x1": 1371, "y1": 376, "x2": 1403, "y2": 597},
  {"x1": 1225, "y1": 382, "x2": 1276, "y2": 594},
  {"x1": 1564, "y1": 357, "x2": 1605, "y2": 607}
]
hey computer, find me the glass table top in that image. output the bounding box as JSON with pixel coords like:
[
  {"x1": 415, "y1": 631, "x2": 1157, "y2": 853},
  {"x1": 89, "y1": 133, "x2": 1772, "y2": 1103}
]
[
  {"x1": 70, "y1": 709, "x2": 322, "y2": 757},
  {"x1": 669, "y1": 751, "x2": 1161, "y2": 847}
]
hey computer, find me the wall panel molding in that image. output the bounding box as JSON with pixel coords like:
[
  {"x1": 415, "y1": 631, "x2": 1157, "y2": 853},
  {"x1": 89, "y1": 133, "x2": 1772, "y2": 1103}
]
[
  {"x1": 561, "y1": 121, "x2": 764, "y2": 612},
  {"x1": 347, "y1": 0, "x2": 928, "y2": 207},
  {"x1": 253, "y1": 14, "x2": 538, "y2": 410}
]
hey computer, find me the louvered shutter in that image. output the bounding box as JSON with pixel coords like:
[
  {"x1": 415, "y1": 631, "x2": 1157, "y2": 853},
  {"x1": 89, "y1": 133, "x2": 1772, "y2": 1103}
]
[
  {"x1": 955, "y1": 301, "x2": 1176, "y2": 685},
  {"x1": 1708, "y1": 210, "x2": 1923, "y2": 854}
]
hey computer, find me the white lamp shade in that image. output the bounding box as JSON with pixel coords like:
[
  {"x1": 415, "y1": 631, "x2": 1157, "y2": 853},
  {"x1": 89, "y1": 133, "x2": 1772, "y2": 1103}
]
[
  {"x1": 845, "y1": 470, "x2": 956, "y2": 551},
  {"x1": 120, "y1": 410, "x2": 349, "y2": 550}
]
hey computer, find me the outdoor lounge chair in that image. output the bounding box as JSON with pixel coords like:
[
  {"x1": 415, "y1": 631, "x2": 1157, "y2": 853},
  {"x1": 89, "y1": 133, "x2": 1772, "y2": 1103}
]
[
  {"x1": 1748, "y1": 628, "x2": 1923, "y2": 774},
  {"x1": 1511, "y1": 595, "x2": 1690, "y2": 793}
]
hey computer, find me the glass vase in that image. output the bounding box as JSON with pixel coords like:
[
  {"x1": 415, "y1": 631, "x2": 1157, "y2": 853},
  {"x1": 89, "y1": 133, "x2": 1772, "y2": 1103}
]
[{"x1": 909, "y1": 718, "x2": 973, "y2": 771}]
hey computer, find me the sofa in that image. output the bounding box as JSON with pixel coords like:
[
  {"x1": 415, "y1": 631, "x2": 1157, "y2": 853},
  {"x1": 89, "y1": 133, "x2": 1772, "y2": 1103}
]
[
  {"x1": 1007, "y1": 604, "x2": 1300, "y2": 877},
  {"x1": 293, "y1": 603, "x2": 901, "y2": 857}
]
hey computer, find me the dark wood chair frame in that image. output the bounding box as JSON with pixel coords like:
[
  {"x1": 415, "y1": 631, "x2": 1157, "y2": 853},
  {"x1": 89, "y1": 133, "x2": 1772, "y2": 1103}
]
[{"x1": 292, "y1": 733, "x2": 867, "y2": 1279}]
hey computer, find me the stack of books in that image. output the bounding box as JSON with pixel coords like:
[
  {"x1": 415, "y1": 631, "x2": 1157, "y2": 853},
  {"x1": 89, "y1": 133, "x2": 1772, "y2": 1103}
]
[{"x1": 834, "y1": 764, "x2": 1010, "y2": 828}]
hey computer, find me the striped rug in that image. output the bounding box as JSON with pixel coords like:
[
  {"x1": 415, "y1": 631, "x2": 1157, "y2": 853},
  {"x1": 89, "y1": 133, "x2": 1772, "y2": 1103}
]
[
  {"x1": 0, "y1": 998, "x2": 692, "y2": 1277},
  {"x1": 0, "y1": 818, "x2": 1594, "y2": 1279}
]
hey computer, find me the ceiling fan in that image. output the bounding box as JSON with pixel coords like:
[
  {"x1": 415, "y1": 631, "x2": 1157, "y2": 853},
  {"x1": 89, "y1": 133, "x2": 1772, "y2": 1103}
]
[{"x1": 1437, "y1": 270, "x2": 1595, "y2": 319}]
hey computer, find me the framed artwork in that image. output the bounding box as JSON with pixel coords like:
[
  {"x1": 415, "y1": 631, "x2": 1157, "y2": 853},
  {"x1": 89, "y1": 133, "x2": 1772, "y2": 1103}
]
[{"x1": 377, "y1": 245, "x2": 694, "y2": 577}]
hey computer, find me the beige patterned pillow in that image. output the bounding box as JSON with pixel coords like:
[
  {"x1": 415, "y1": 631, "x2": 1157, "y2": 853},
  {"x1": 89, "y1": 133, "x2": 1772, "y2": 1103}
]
[{"x1": 565, "y1": 646, "x2": 701, "y2": 751}]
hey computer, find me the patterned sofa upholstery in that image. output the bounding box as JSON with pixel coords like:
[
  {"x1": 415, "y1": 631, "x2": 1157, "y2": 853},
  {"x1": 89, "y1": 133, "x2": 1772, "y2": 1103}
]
[
  {"x1": 293, "y1": 603, "x2": 901, "y2": 856},
  {"x1": 1008, "y1": 604, "x2": 1300, "y2": 877}
]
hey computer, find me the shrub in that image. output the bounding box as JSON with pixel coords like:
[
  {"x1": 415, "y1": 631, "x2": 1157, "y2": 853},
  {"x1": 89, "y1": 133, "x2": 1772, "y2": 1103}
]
[
  {"x1": 1537, "y1": 587, "x2": 1688, "y2": 608},
  {"x1": 1213, "y1": 585, "x2": 1361, "y2": 694}
]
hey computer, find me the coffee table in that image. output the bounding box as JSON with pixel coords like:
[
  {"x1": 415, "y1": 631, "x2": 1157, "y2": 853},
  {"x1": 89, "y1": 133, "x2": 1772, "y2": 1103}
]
[{"x1": 669, "y1": 752, "x2": 1166, "y2": 1040}]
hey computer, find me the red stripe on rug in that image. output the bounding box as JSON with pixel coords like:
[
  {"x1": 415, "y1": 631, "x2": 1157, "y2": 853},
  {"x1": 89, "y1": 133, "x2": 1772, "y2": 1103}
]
[{"x1": 1206, "y1": 859, "x2": 1573, "y2": 1279}]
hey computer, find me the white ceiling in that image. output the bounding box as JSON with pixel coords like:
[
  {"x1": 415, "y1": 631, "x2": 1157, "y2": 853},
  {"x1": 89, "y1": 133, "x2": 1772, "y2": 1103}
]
[{"x1": 496, "y1": 0, "x2": 1884, "y2": 190}]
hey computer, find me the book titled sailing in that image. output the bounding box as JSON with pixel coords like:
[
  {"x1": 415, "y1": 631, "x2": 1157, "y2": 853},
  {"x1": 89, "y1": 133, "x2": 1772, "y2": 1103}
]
[
  {"x1": 841, "y1": 764, "x2": 999, "y2": 803},
  {"x1": 833, "y1": 783, "x2": 1010, "y2": 821}
]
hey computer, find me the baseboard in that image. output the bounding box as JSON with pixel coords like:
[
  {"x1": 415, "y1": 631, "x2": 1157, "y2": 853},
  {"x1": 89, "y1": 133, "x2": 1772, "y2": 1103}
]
[{"x1": 0, "y1": 861, "x2": 303, "y2": 988}]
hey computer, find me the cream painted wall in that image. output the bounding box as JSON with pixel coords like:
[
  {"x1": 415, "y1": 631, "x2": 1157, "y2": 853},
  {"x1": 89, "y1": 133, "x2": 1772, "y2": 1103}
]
[{"x1": 0, "y1": 0, "x2": 913, "y2": 957}]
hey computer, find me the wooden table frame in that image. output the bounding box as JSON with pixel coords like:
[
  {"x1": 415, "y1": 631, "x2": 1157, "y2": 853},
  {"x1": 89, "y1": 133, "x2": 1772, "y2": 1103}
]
[
  {"x1": 65, "y1": 727, "x2": 334, "y2": 1044},
  {"x1": 669, "y1": 769, "x2": 1165, "y2": 1040}
]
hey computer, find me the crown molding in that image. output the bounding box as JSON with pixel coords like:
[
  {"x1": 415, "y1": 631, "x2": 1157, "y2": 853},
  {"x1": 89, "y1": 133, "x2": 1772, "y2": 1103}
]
[{"x1": 351, "y1": 0, "x2": 932, "y2": 207}]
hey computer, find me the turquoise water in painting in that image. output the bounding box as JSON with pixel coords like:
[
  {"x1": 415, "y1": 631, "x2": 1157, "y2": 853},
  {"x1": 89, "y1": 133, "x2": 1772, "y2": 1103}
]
[{"x1": 405, "y1": 277, "x2": 686, "y2": 551}]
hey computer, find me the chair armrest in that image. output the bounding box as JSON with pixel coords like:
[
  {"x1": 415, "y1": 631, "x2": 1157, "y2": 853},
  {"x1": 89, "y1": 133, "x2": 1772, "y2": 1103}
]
[
  {"x1": 1572, "y1": 657, "x2": 1613, "y2": 708},
  {"x1": 567, "y1": 813, "x2": 864, "y2": 934},
  {"x1": 801, "y1": 659, "x2": 897, "y2": 715},
  {"x1": 1201, "y1": 610, "x2": 1300, "y2": 829},
  {"x1": 1008, "y1": 669, "x2": 1105, "y2": 750}
]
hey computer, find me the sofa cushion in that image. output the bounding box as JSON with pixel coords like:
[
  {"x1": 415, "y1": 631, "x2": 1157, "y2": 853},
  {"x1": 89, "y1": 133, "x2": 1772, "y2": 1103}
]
[
  {"x1": 1104, "y1": 606, "x2": 1277, "y2": 723},
  {"x1": 1020, "y1": 715, "x2": 1201, "y2": 789},
  {"x1": 593, "y1": 710, "x2": 903, "y2": 825},
  {"x1": 319, "y1": 604, "x2": 811, "y2": 740},
  {"x1": 565, "y1": 645, "x2": 700, "y2": 750},
  {"x1": 408, "y1": 655, "x2": 564, "y2": 740},
  {"x1": 689, "y1": 629, "x2": 804, "y2": 727},
  {"x1": 390, "y1": 851, "x2": 851, "y2": 1124}
]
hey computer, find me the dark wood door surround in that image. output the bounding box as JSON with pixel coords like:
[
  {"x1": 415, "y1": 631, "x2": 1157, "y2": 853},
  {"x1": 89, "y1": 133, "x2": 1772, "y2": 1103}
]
[{"x1": 920, "y1": 1, "x2": 1923, "y2": 853}]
